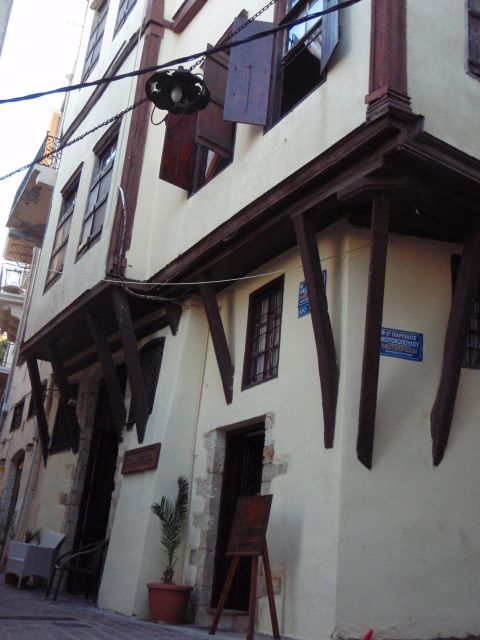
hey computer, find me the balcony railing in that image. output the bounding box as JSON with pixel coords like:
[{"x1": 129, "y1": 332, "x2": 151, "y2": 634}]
[
  {"x1": 0, "y1": 263, "x2": 30, "y2": 294},
  {"x1": 11, "y1": 133, "x2": 61, "y2": 211},
  {"x1": 0, "y1": 341, "x2": 15, "y2": 369}
]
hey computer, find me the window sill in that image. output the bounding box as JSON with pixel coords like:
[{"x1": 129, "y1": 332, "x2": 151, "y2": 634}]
[
  {"x1": 76, "y1": 229, "x2": 102, "y2": 260},
  {"x1": 43, "y1": 271, "x2": 62, "y2": 294},
  {"x1": 241, "y1": 374, "x2": 278, "y2": 392}
]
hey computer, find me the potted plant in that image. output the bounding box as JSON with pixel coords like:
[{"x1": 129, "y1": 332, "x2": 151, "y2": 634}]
[{"x1": 147, "y1": 475, "x2": 193, "y2": 624}]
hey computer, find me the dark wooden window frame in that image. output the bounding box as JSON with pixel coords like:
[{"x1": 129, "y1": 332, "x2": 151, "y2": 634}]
[
  {"x1": 451, "y1": 254, "x2": 480, "y2": 368},
  {"x1": 242, "y1": 276, "x2": 284, "y2": 390},
  {"x1": 468, "y1": 0, "x2": 480, "y2": 79},
  {"x1": 82, "y1": 0, "x2": 109, "y2": 81},
  {"x1": 77, "y1": 127, "x2": 118, "y2": 257},
  {"x1": 269, "y1": 0, "x2": 336, "y2": 125},
  {"x1": 45, "y1": 166, "x2": 82, "y2": 290},
  {"x1": 114, "y1": 0, "x2": 137, "y2": 34},
  {"x1": 10, "y1": 399, "x2": 25, "y2": 432},
  {"x1": 49, "y1": 384, "x2": 79, "y2": 452}
]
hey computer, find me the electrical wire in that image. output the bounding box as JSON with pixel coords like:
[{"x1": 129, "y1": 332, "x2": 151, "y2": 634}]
[
  {"x1": 0, "y1": 0, "x2": 362, "y2": 182},
  {"x1": 31, "y1": 242, "x2": 372, "y2": 289},
  {"x1": 0, "y1": 0, "x2": 362, "y2": 106}
]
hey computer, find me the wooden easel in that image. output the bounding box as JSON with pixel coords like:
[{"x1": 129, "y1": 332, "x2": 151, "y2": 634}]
[{"x1": 209, "y1": 495, "x2": 280, "y2": 640}]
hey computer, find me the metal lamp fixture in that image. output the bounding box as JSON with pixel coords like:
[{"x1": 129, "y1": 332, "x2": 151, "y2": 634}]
[{"x1": 145, "y1": 66, "x2": 210, "y2": 115}]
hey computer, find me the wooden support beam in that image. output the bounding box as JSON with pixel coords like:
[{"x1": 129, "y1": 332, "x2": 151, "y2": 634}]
[
  {"x1": 48, "y1": 343, "x2": 80, "y2": 454},
  {"x1": 357, "y1": 193, "x2": 390, "y2": 469},
  {"x1": 26, "y1": 358, "x2": 50, "y2": 465},
  {"x1": 111, "y1": 287, "x2": 150, "y2": 443},
  {"x1": 86, "y1": 311, "x2": 126, "y2": 443},
  {"x1": 164, "y1": 302, "x2": 182, "y2": 335},
  {"x1": 431, "y1": 221, "x2": 480, "y2": 465},
  {"x1": 198, "y1": 280, "x2": 233, "y2": 404},
  {"x1": 292, "y1": 213, "x2": 338, "y2": 448}
]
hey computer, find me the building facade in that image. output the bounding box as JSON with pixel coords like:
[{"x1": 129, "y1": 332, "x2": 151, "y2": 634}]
[{"x1": 1, "y1": 1, "x2": 480, "y2": 639}]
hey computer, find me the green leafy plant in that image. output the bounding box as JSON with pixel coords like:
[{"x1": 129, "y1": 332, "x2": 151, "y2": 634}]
[{"x1": 151, "y1": 475, "x2": 189, "y2": 584}]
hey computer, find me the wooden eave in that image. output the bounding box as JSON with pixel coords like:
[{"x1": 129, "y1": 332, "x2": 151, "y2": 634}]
[{"x1": 20, "y1": 280, "x2": 171, "y2": 374}]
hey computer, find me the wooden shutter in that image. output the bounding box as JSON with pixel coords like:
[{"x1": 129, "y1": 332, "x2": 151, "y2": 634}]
[
  {"x1": 321, "y1": 0, "x2": 340, "y2": 75},
  {"x1": 159, "y1": 113, "x2": 198, "y2": 191},
  {"x1": 224, "y1": 18, "x2": 275, "y2": 126},
  {"x1": 468, "y1": 0, "x2": 480, "y2": 75},
  {"x1": 196, "y1": 49, "x2": 235, "y2": 158}
]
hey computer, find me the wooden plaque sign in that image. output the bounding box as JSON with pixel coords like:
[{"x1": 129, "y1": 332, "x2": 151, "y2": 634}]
[
  {"x1": 227, "y1": 494, "x2": 272, "y2": 556},
  {"x1": 210, "y1": 493, "x2": 279, "y2": 640},
  {"x1": 121, "y1": 443, "x2": 161, "y2": 475}
]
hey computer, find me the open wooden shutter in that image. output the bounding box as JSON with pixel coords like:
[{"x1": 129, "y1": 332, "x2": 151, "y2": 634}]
[
  {"x1": 159, "y1": 112, "x2": 198, "y2": 191},
  {"x1": 196, "y1": 49, "x2": 235, "y2": 158},
  {"x1": 468, "y1": 0, "x2": 480, "y2": 75},
  {"x1": 321, "y1": 0, "x2": 340, "y2": 75},
  {"x1": 224, "y1": 18, "x2": 274, "y2": 126}
]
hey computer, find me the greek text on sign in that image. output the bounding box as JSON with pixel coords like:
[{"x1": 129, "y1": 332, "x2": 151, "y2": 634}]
[
  {"x1": 380, "y1": 327, "x2": 423, "y2": 362},
  {"x1": 298, "y1": 270, "x2": 327, "y2": 318}
]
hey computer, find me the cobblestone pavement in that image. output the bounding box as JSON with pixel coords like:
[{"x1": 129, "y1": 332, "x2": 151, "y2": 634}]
[{"x1": 0, "y1": 576, "x2": 259, "y2": 640}]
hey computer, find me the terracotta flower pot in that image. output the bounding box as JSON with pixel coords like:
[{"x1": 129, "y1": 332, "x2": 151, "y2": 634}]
[{"x1": 147, "y1": 582, "x2": 193, "y2": 624}]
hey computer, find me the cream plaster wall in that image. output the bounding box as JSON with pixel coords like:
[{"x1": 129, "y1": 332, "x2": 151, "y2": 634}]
[
  {"x1": 407, "y1": 0, "x2": 480, "y2": 159},
  {"x1": 126, "y1": 0, "x2": 370, "y2": 280},
  {"x1": 99, "y1": 308, "x2": 209, "y2": 616},
  {"x1": 334, "y1": 231, "x2": 480, "y2": 639}
]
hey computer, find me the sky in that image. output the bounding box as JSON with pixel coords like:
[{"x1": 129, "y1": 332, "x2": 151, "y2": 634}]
[{"x1": 0, "y1": 0, "x2": 88, "y2": 253}]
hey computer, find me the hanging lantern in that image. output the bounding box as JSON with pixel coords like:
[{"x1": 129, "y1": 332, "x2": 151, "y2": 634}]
[{"x1": 145, "y1": 67, "x2": 210, "y2": 115}]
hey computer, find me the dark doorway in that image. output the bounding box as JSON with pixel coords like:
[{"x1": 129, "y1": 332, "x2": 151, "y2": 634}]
[
  {"x1": 211, "y1": 423, "x2": 265, "y2": 611},
  {"x1": 75, "y1": 382, "x2": 119, "y2": 549}
]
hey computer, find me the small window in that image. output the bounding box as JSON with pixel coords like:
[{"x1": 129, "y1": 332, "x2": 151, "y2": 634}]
[
  {"x1": 468, "y1": 0, "x2": 480, "y2": 78},
  {"x1": 115, "y1": 0, "x2": 136, "y2": 32},
  {"x1": 78, "y1": 134, "x2": 117, "y2": 255},
  {"x1": 128, "y1": 339, "x2": 165, "y2": 425},
  {"x1": 160, "y1": 43, "x2": 236, "y2": 193},
  {"x1": 50, "y1": 384, "x2": 79, "y2": 451},
  {"x1": 10, "y1": 399, "x2": 25, "y2": 432},
  {"x1": 46, "y1": 174, "x2": 80, "y2": 288},
  {"x1": 452, "y1": 255, "x2": 480, "y2": 368},
  {"x1": 272, "y1": 0, "x2": 339, "y2": 121},
  {"x1": 83, "y1": 1, "x2": 109, "y2": 80},
  {"x1": 242, "y1": 277, "x2": 284, "y2": 389},
  {"x1": 27, "y1": 379, "x2": 47, "y2": 419}
]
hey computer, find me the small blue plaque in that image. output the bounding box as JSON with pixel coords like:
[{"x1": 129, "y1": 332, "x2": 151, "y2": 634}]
[
  {"x1": 380, "y1": 327, "x2": 423, "y2": 362},
  {"x1": 298, "y1": 271, "x2": 327, "y2": 318}
]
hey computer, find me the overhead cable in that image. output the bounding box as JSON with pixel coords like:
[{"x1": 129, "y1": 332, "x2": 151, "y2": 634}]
[{"x1": 0, "y1": 0, "x2": 362, "y2": 105}]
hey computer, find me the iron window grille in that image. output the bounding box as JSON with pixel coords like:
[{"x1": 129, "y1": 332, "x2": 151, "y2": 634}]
[
  {"x1": 451, "y1": 254, "x2": 480, "y2": 368},
  {"x1": 10, "y1": 399, "x2": 25, "y2": 432},
  {"x1": 114, "y1": 0, "x2": 136, "y2": 33},
  {"x1": 82, "y1": 1, "x2": 109, "y2": 81},
  {"x1": 242, "y1": 276, "x2": 284, "y2": 389},
  {"x1": 78, "y1": 135, "x2": 117, "y2": 255},
  {"x1": 46, "y1": 175, "x2": 80, "y2": 288},
  {"x1": 128, "y1": 339, "x2": 165, "y2": 425},
  {"x1": 50, "y1": 384, "x2": 79, "y2": 452},
  {"x1": 27, "y1": 379, "x2": 47, "y2": 419}
]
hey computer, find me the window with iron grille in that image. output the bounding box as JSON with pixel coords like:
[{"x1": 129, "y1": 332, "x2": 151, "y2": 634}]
[
  {"x1": 115, "y1": 0, "x2": 136, "y2": 32},
  {"x1": 78, "y1": 133, "x2": 117, "y2": 255},
  {"x1": 242, "y1": 277, "x2": 284, "y2": 389},
  {"x1": 46, "y1": 172, "x2": 80, "y2": 288},
  {"x1": 128, "y1": 339, "x2": 165, "y2": 424},
  {"x1": 468, "y1": 0, "x2": 480, "y2": 79},
  {"x1": 50, "y1": 384, "x2": 79, "y2": 452},
  {"x1": 82, "y1": 1, "x2": 109, "y2": 80},
  {"x1": 451, "y1": 255, "x2": 480, "y2": 368},
  {"x1": 27, "y1": 379, "x2": 47, "y2": 419},
  {"x1": 10, "y1": 399, "x2": 25, "y2": 432}
]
